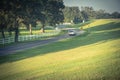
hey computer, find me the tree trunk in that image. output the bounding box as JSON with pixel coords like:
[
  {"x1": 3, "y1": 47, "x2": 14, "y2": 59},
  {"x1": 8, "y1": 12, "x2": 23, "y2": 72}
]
[
  {"x1": 29, "y1": 24, "x2": 32, "y2": 35},
  {"x1": 1, "y1": 29, "x2": 5, "y2": 39},
  {"x1": 14, "y1": 21, "x2": 19, "y2": 42},
  {"x1": 1, "y1": 24, "x2": 5, "y2": 39},
  {"x1": 41, "y1": 24, "x2": 45, "y2": 33},
  {"x1": 15, "y1": 27, "x2": 19, "y2": 42}
]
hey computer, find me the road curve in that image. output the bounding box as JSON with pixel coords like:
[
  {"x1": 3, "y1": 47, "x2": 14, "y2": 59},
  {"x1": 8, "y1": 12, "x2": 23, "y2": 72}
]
[
  {"x1": 0, "y1": 34, "x2": 72, "y2": 56},
  {"x1": 0, "y1": 30, "x2": 84, "y2": 56}
]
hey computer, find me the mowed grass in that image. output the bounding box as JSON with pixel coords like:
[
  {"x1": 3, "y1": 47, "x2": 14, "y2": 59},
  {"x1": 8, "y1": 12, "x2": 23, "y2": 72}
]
[
  {"x1": 0, "y1": 19, "x2": 120, "y2": 80},
  {"x1": 0, "y1": 29, "x2": 55, "y2": 38}
]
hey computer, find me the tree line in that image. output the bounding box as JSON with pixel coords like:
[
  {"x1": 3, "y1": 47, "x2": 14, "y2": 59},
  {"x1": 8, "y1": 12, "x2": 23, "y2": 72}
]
[
  {"x1": 0, "y1": 0, "x2": 65, "y2": 42},
  {"x1": 1, "y1": 1, "x2": 120, "y2": 42},
  {"x1": 63, "y1": 6, "x2": 120, "y2": 23}
]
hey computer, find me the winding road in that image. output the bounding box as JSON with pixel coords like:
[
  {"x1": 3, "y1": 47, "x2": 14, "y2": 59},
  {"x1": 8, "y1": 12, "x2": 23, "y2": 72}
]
[
  {"x1": 0, "y1": 34, "x2": 72, "y2": 56},
  {"x1": 0, "y1": 30, "x2": 84, "y2": 56}
]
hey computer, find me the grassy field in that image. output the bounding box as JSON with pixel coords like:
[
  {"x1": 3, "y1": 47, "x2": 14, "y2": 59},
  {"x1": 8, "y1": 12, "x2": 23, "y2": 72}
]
[
  {"x1": 0, "y1": 28, "x2": 55, "y2": 39},
  {"x1": 0, "y1": 19, "x2": 120, "y2": 80}
]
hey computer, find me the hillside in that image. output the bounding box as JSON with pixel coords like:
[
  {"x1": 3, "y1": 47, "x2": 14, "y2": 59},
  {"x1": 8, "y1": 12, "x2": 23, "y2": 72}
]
[{"x1": 0, "y1": 19, "x2": 120, "y2": 80}]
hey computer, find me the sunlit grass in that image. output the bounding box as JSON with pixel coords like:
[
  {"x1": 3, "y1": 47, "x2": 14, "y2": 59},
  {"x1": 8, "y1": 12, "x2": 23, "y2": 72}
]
[
  {"x1": 83, "y1": 19, "x2": 119, "y2": 29},
  {"x1": 0, "y1": 19, "x2": 120, "y2": 80},
  {"x1": 19, "y1": 29, "x2": 55, "y2": 35}
]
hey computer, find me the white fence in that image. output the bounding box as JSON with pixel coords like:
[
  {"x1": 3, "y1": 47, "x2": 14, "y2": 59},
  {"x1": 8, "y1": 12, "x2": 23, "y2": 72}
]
[{"x1": 0, "y1": 31, "x2": 60, "y2": 44}]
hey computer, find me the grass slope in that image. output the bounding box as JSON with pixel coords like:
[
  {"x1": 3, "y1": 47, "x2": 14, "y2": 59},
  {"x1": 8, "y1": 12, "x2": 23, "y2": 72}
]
[{"x1": 0, "y1": 19, "x2": 120, "y2": 80}]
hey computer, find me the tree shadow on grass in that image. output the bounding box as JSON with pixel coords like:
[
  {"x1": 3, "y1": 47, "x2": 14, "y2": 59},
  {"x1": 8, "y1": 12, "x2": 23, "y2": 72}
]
[{"x1": 0, "y1": 22, "x2": 120, "y2": 64}]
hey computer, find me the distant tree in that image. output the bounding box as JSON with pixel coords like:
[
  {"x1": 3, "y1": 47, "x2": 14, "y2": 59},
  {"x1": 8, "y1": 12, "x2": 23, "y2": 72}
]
[
  {"x1": 111, "y1": 12, "x2": 120, "y2": 18},
  {"x1": 102, "y1": 13, "x2": 111, "y2": 18},
  {"x1": 95, "y1": 9, "x2": 106, "y2": 19},
  {"x1": 81, "y1": 7, "x2": 95, "y2": 20},
  {"x1": 63, "y1": 6, "x2": 83, "y2": 23},
  {"x1": 81, "y1": 10, "x2": 89, "y2": 21},
  {"x1": 73, "y1": 16, "x2": 82, "y2": 24},
  {"x1": 81, "y1": 7, "x2": 113, "y2": 19}
]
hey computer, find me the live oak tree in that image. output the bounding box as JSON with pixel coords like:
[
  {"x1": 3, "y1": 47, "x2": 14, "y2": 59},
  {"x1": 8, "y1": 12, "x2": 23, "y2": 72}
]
[
  {"x1": 0, "y1": 0, "x2": 65, "y2": 42},
  {"x1": 37, "y1": 0, "x2": 65, "y2": 33},
  {"x1": 0, "y1": 0, "x2": 26, "y2": 42}
]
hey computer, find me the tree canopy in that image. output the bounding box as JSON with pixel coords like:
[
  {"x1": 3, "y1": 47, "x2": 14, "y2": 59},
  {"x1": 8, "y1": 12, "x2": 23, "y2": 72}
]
[
  {"x1": 63, "y1": 6, "x2": 120, "y2": 23},
  {"x1": 63, "y1": 6, "x2": 83, "y2": 23},
  {"x1": 0, "y1": 0, "x2": 65, "y2": 42}
]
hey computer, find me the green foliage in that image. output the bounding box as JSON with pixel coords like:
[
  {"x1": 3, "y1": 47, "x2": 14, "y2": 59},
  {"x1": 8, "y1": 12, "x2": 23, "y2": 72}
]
[
  {"x1": 0, "y1": 0, "x2": 65, "y2": 41},
  {"x1": 44, "y1": 0, "x2": 65, "y2": 26},
  {"x1": 63, "y1": 6, "x2": 120, "y2": 24},
  {"x1": 111, "y1": 12, "x2": 120, "y2": 18},
  {"x1": 63, "y1": 6, "x2": 83, "y2": 23}
]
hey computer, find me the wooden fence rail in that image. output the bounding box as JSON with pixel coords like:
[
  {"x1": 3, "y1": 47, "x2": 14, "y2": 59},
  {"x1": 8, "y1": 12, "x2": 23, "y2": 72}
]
[{"x1": 0, "y1": 31, "x2": 60, "y2": 45}]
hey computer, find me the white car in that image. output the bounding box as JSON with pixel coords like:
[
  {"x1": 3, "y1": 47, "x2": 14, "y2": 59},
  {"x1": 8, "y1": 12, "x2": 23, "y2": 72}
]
[{"x1": 68, "y1": 30, "x2": 76, "y2": 36}]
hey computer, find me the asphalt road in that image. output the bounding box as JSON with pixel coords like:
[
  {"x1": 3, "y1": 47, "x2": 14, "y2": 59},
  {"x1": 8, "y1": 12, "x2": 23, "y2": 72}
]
[
  {"x1": 0, "y1": 30, "x2": 84, "y2": 56},
  {"x1": 0, "y1": 34, "x2": 72, "y2": 56}
]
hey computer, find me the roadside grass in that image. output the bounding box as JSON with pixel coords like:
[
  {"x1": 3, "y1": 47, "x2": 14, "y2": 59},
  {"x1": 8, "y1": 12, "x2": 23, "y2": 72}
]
[
  {"x1": 0, "y1": 29, "x2": 55, "y2": 38},
  {"x1": 65, "y1": 20, "x2": 95, "y2": 28},
  {"x1": 19, "y1": 29, "x2": 55, "y2": 35},
  {"x1": 0, "y1": 30, "x2": 63, "y2": 48},
  {"x1": 0, "y1": 19, "x2": 120, "y2": 80},
  {"x1": 0, "y1": 29, "x2": 56, "y2": 47}
]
